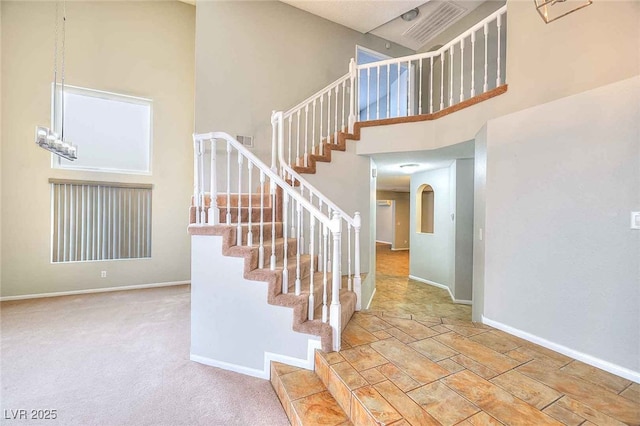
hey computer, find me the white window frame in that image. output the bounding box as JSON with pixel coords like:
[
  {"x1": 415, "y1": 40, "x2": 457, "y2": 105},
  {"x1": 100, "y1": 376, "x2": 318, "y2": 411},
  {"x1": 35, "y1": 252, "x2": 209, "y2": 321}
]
[{"x1": 51, "y1": 84, "x2": 153, "y2": 175}]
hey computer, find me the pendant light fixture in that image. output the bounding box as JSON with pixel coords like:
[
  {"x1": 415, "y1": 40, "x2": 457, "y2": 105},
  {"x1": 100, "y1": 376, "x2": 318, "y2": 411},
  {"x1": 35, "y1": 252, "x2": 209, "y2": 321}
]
[{"x1": 35, "y1": 0, "x2": 77, "y2": 161}]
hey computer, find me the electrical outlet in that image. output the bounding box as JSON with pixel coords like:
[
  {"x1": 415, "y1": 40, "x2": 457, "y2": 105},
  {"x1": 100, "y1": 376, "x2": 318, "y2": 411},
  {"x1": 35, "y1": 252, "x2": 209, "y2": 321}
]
[{"x1": 101, "y1": 271, "x2": 107, "y2": 278}]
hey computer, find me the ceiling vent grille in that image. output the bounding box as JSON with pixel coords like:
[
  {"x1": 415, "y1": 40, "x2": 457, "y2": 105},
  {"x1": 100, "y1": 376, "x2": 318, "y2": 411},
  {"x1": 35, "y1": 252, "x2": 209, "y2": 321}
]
[{"x1": 402, "y1": 2, "x2": 468, "y2": 47}]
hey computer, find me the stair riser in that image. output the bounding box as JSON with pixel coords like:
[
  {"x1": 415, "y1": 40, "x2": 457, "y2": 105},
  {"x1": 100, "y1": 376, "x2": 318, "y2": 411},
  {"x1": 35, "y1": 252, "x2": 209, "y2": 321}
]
[{"x1": 189, "y1": 206, "x2": 274, "y2": 226}]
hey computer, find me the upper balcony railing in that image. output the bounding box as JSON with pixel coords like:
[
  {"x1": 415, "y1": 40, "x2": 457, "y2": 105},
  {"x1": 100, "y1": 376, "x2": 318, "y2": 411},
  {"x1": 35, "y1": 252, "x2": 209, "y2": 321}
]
[{"x1": 272, "y1": 5, "x2": 507, "y2": 171}]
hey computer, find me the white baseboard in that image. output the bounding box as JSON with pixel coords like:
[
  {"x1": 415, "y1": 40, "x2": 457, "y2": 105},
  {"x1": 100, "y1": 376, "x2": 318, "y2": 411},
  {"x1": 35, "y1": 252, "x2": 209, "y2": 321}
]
[
  {"x1": 375, "y1": 240, "x2": 392, "y2": 244},
  {"x1": 390, "y1": 247, "x2": 409, "y2": 251},
  {"x1": 191, "y1": 339, "x2": 321, "y2": 380},
  {"x1": 0, "y1": 281, "x2": 190, "y2": 302},
  {"x1": 482, "y1": 316, "x2": 640, "y2": 384},
  {"x1": 407, "y1": 275, "x2": 472, "y2": 306}
]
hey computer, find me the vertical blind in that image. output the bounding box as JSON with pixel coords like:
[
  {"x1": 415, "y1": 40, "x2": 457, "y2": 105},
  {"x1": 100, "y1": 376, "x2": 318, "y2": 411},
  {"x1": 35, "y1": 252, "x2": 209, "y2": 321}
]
[{"x1": 50, "y1": 179, "x2": 152, "y2": 262}]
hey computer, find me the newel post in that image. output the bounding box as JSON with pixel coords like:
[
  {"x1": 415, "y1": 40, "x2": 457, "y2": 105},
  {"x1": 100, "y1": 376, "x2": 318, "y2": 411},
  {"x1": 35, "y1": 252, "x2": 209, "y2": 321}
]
[
  {"x1": 330, "y1": 211, "x2": 342, "y2": 351},
  {"x1": 353, "y1": 212, "x2": 362, "y2": 311},
  {"x1": 348, "y1": 58, "x2": 357, "y2": 134}
]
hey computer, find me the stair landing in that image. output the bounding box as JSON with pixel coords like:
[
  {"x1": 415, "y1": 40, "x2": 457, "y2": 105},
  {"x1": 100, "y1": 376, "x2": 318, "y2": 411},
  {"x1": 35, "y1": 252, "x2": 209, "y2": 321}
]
[{"x1": 273, "y1": 310, "x2": 640, "y2": 426}]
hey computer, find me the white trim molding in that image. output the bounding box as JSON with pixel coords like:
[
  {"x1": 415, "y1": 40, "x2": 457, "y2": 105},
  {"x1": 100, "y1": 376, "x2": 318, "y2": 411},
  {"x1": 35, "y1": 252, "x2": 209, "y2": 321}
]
[
  {"x1": 365, "y1": 287, "x2": 377, "y2": 310},
  {"x1": 390, "y1": 247, "x2": 409, "y2": 251},
  {"x1": 408, "y1": 275, "x2": 472, "y2": 306},
  {"x1": 191, "y1": 339, "x2": 321, "y2": 380},
  {"x1": 482, "y1": 316, "x2": 640, "y2": 384},
  {"x1": 0, "y1": 281, "x2": 190, "y2": 302}
]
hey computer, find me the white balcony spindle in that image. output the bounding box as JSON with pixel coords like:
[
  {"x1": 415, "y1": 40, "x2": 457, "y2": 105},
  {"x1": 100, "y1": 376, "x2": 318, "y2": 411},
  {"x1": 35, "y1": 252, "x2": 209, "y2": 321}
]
[
  {"x1": 259, "y1": 171, "x2": 265, "y2": 268},
  {"x1": 429, "y1": 56, "x2": 434, "y2": 114},
  {"x1": 460, "y1": 39, "x2": 465, "y2": 102},
  {"x1": 419, "y1": 58, "x2": 423, "y2": 115},
  {"x1": 288, "y1": 115, "x2": 292, "y2": 168},
  {"x1": 312, "y1": 99, "x2": 317, "y2": 157},
  {"x1": 236, "y1": 153, "x2": 243, "y2": 247},
  {"x1": 407, "y1": 60, "x2": 411, "y2": 116},
  {"x1": 440, "y1": 52, "x2": 445, "y2": 111},
  {"x1": 348, "y1": 58, "x2": 356, "y2": 133},
  {"x1": 209, "y1": 139, "x2": 219, "y2": 225},
  {"x1": 296, "y1": 110, "x2": 301, "y2": 167},
  {"x1": 319, "y1": 96, "x2": 324, "y2": 155},
  {"x1": 366, "y1": 67, "x2": 370, "y2": 121},
  {"x1": 484, "y1": 22, "x2": 489, "y2": 93},
  {"x1": 304, "y1": 106, "x2": 309, "y2": 167},
  {"x1": 341, "y1": 80, "x2": 346, "y2": 131},
  {"x1": 497, "y1": 13, "x2": 502, "y2": 87},
  {"x1": 334, "y1": 85, "x2": 339, "y2": 142},
  {"x1": 471, "y1": 31, "x2": 476, "y2": 97},
  {"x1": 387, "y1": 64, "x2": 391, "y2": 118},
  {"x1": 449, "y1": 46, "x2": 454, "y2": 107},
  {"x1": 308, "y1": 216, "x2": 315, "y2": 320},
  {"x1": 193, "y1": 139, "x2": 200, "y2": 225},
  {"x1": 376, "y1": 66, "x2": 380, "y2": 119},
  {"x1": 270, "y1": 178, "x2": 276, "y2": 270},
  {"x1": 295, "y1": 201, "x2": 302, "y2": 295},
  {"x1": 327, "y1": 90, "x2": 331, "y2": 144},
  {"x1": 396, "y1": 63, "x2": 401, "y2": 117}
]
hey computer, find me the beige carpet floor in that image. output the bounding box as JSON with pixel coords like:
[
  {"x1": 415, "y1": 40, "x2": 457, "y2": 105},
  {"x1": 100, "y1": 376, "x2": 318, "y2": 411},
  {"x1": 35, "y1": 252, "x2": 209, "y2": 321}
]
[{"x1": 0, "y1": 285, "x2": 289, "y2": 426}]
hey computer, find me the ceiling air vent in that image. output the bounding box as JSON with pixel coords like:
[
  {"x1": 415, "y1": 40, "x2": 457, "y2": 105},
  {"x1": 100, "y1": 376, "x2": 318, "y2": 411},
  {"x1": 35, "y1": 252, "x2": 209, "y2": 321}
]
[
  {"x1": 402, "y1": 1, "x2": 468, "y2": 47},
  {"x1": 236, "y1": 135, "x2": 253, "y2": 148}
]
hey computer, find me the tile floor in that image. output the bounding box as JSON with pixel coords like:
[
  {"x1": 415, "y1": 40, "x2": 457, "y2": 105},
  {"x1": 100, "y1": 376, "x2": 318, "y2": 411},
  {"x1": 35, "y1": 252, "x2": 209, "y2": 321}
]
[{"x1": 272, "y1": 244, "x2": 640, "y2": 425}]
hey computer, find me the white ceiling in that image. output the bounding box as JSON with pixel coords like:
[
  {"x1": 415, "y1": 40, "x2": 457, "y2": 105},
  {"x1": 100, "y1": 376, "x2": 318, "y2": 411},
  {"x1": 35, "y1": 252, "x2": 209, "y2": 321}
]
[
  {"x1": 371, "y1": 140, "x2": 474, "y2": 192},
  {"x1": 280, "y1": 0, "x2": 428, "y2": 35}
]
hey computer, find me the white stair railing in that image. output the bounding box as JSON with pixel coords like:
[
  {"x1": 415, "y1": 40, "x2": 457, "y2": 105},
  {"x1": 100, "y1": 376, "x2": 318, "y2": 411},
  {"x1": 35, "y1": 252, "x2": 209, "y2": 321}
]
[
  {"x1": 272, "y1": 111, "x2": 363, "y2": 313},
  {"x1": 193, "y1": 131, "x2": 345, "y2": 351}
]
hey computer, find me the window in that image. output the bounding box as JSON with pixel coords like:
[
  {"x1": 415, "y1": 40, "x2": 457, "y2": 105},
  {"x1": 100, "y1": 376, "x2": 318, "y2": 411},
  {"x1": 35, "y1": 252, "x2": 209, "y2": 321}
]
[
  {"x1": 417, "y1": 184, "x2": 434, "y2": 233},
  {"x1": 52, "y1": 85, "x2": 152, "y2": 174}
]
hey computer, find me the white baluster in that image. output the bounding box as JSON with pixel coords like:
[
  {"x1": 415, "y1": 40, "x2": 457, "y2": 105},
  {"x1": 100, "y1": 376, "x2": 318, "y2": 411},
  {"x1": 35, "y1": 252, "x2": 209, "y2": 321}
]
[
  {"x1": 471, "y1": 31, "x2": 476, "y2": 97},
  {"x1": 319, "y1": 96, "x2": 324, "y2": 155},
  {"x1": 295, "y1": 200, "x2": 302, "y2": 295},
  {"x1": 282, "y1": 192, "x2": 289, "y2": 294},
  {"x1": 259, "y1": 171, "x2": 265, "y2": 268},
  {"x1": 304, "y1": 105, "x2": 309, "y2": 167},
  {"x1": 354, "y1": 212, "x2": 362, "y2": 311},
  {"x1": 429, "y1": 56, "x2": 434, "y2": 114},
  {"x1": 226, "y1": 141, "x2": 232, "y2": 225},
  {"x1": 330, "y1": 212, "x2": 342, "y2": 351},
  {"x1": 366, "y1": 67, "x2": 370, "y2": 121},
  {"x1": 347, "y1": 222, "x2": 352, "y2": 291},
  {"x1": 288, "y1": 115, "x2": 292, "y2": 168},
  {"x1": 341, "y1": 80, "x2": 346, "y2": 131},
  {"x1": 198, "y1": 141, "x2": 206, "y2": 224},
  {"x1": 449, "y1": 46, "x2": 454, "y2": 107},
  {"x1": 296, "y1": 110, "x2": 301, "y2": 167},
  {"x1": 326, "y1": 208, "x2": 332, "y2": 272},
  {"x1": 497, "y1": 14, "x2": 502, "y2": 87},
  {"x1": 270, "y1": 178, "x2": 276, "y2": 270},
  {"x1": 193, "y1": 138, "x2": 200, "y2": 225},
  {"x1": 334, "y1": 85, "x2": 339, "y2": 143},
  {"x1": 396, "y1": 63, "x2": 400, "y2": 117},
  {"x1": 308, "y1": 216, "x2": 315, "y2": 320},
  {"x1": 317, "y1": 200, "x2": 323, "y2": 272},
  {"x1": 348, "y1": 58, "x2": 356, "y2": 133},
  {"x1": 419, "y1": 58, "x2": 423, "y2": 115},
  {"x1": 327, "y1": 89, "x2": 332, "y2": 144},
  {"x1": 290, "y1": 178, "x2": 295, "y2": 237},
  {"x1": 440, "y1": 52, "x2": 445, "y2": 111},
  {"x1": 236, "y1": 153, "x2": 243, "y2": 247},
  {"x1": 484, "y1": 22, "x2": 489, "y2": 93},
  {"x1": 312, "y1": 99, "x2": 317, "y2": 157},
  {"x1": 299, "y1": 185, "x2": 305, "y2": 255},
  {"x1": 208, "y1": 139, "x2": 219, "y2": 225},
  {"x1": 322, "y1": 223, "x2": 328, "y2": 323},
  {"x1": 247, "y1": 160, "x2": 253, "y2": 246},
  {"x1": 460, "y1": 39, "x2": 465, "y2": 102},
  {"x1": 386, "y1": 64, "x2": 391, "y2": 118},
  {"x1": 376, "y1": 66, "x2": 380, "y2": 119},
  {"x1": 407, "y1": 60, "x2": 411, "y2": 116}
]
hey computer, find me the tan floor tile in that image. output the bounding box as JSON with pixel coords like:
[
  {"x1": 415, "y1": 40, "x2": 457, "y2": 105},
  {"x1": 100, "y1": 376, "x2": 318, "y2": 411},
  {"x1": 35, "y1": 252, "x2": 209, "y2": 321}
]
[
  {"x1": 561, "y1": 360, "x2": 632, "y2": 394},
  {"x1": 383, "y1": 316, "x2": 440, "y2": 340},
  {"x1": 370, "y1": 338, "x2": 450, "y2": 385},
  {"x1": 469, "y1": 330, "x2": 522, "y2": 353},
  {"x1": 389, "y1": 420, "x2": 411, "y2": 426},
  {"x1": 458, "y1": 411, "x2": 503, "y2": 425},
  {"x1": 341, "y1": 323, "x2": 380, "y2": 347},
  {"x1": 292, "y1": 390, "x2": 350, "y2": 426},
  {"x1": 620, "y1": 383, "x2": 640, "y2": 403},
  {"x1": 351, "y1": 313, "x2": 393, "y2": 332},
  {"x1": 411, "y1": 314, "x2": 442, "y2": 325},
  {"x1": 315, "y1": 351, "x2": 330, "y2": 386},
  {"x1": 505, "y1": 348, "x2": 534, "y2": 364},
  {"x1": 430, "y1": 324, "x2": 452, "y2": 334},
  {"x1": 543, "y1": 401, "x2": 585, "y2": 426},
  {"x1": 513, "y1": 345, "x2": 572, "y2": 369},
  {"x1": 340, "y1": 345, "x2": 388, "y2": 372},
  {"x1": 327, "y1": 364, "x2": 357, "y2": 415},
  {"x1": 372, "y1": 329, "x2": 392, "y2": 340},
  {"x1": 383, "y1": 312, "x2": 413, "y2": 319},
  {"x1": 408, "y1": 338, "x2": 458, "y2": 362},
  {"x1": 386, "y1": 327, "x2": 418, "y2": 344},
  {"x1": 442, "y1": 317, "x2": 486, "y2": 328},
  {"x1": 280, "y1": 369, "x2": 326, "y2": 401},
  {"x1": 352, "y1": 385, "x2": 402, "y2": 426},
  {"x1": 407, "y1": 381, "x2": 480, "y2": 426},
  {"x1": 450, "y1": 354, "x2": 500, "y2": 379},
  {"x1": 442, "y1": 370, "x2": 563, "y2": 425},
  {"x1": 434, "y1": 332, "x2": 521, "y2": 374},
  {"x1": 518, "y1": 360, "x2": 640, "y2": 425},
  {"x1": 490, "y1": 370, "x2": 562, "y2": 410},
  {"x1": 360, "y1": 367, "x2": 387, "y2": 385},
  {"x1": 443, "y1": 323, "x2": 489, "y2": 337},
  {"x1": 374, "y1": 380, "x2": 440, "y2": 426},
  {"x1": 273, "y1": 360, "x2": 303, "y2": 376},
  {"x1": 437, "y1": 358, "x2": 466, "y2": 374},
  {"x1": 271, "y1": 369, "x2": 295, "y2": 423},
  {"x1": 555, "y1": 396, "x2": 627, "y2": 426},
  {"x1": 317, "y1": 350, "x2": 345, "y2": 365},
  {"x1": 377, "y1": 363, "x2": 421, "y2": 392},
  {"x1": 331, "y1": 361, "x2": 368, "y2": 390}
]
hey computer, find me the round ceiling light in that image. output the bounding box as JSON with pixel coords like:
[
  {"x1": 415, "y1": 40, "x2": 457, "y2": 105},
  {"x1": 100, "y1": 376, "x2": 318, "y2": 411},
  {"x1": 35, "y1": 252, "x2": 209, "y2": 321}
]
[
  {"x1": 401, "y1": 8, "x2": 420, "y2": 22},
  {"x1": 400, "y1": 163, "x2": 419, "y2": 169}
]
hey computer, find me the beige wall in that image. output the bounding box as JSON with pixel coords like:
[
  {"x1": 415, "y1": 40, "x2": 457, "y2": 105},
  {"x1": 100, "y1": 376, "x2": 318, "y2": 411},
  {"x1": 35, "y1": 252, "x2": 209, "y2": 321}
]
[{"x1": 1, "y1": 1, "x2": 195, "y2": 297}]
